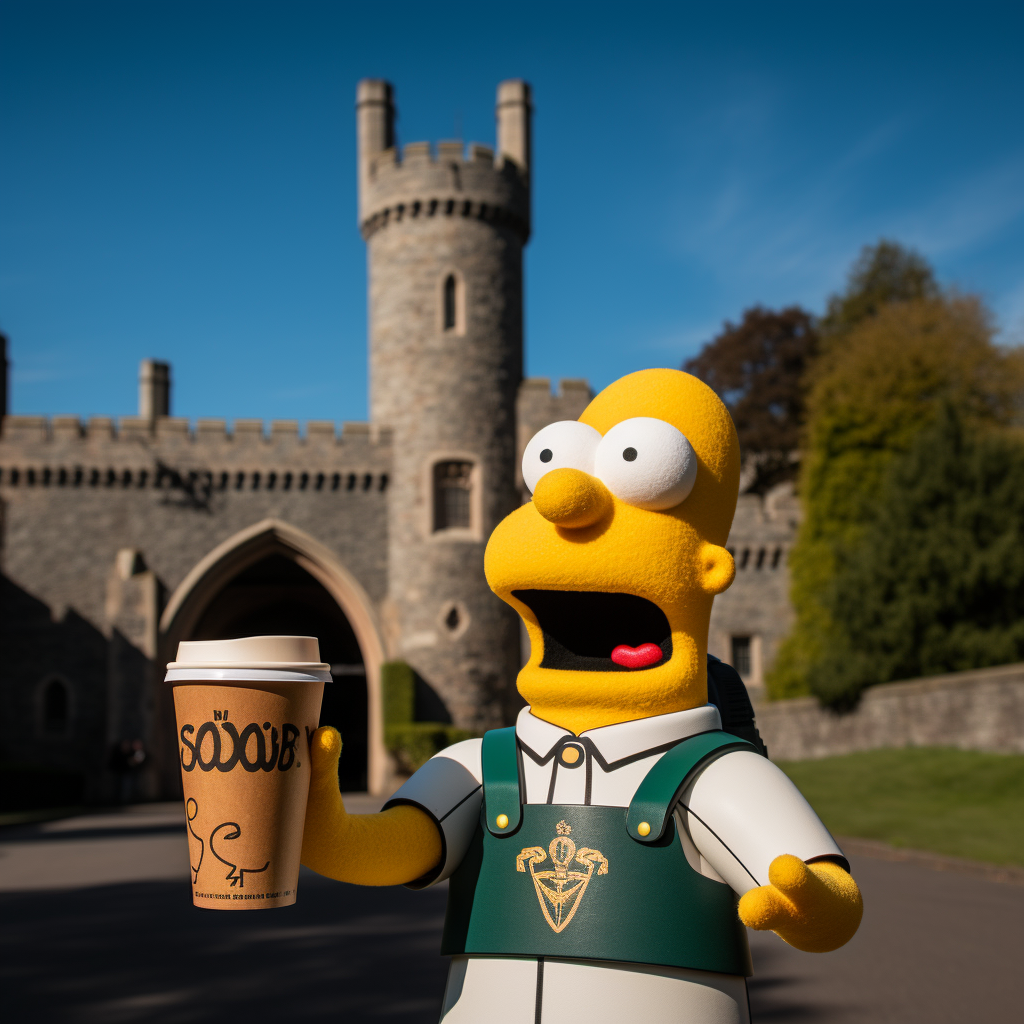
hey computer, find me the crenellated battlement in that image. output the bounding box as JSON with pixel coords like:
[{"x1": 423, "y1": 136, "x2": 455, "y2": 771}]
[
  {"x1": 516, "y1": 377, "x2": 593, "y2": 432},
  {"x1": 0, "y1": 414, "x2": 390, "y2": 447},
  {"x1": 359, "y1": 140, "x2": 529, "y2": 241},
  {"x1": 357, "y1": 78, "x2": 531, "y2": 242},
  {"x1": 0, "y1": 415, "x2": 392, "y2": 494}
]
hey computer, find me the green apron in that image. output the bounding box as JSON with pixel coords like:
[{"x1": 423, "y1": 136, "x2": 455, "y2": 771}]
[{"x1": 442, "y1": 727, "x2": 755, "y2": 976}]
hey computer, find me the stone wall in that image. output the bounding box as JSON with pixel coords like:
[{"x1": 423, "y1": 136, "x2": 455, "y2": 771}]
[
  {"x1": 0, "y1": 415, "x2": 391, "y2": 796},
  {"x1": 709, "y1": 481, "x2": 801, "y2": 693},
  {"x1": 0, "y1": 415, "x2": 391, "y2": 619},
  {"x1": 754, "y1": 662, "x2": 1024, "y2": 760}
]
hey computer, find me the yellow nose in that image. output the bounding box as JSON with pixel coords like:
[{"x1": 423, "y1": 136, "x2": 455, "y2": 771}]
[{"x1": 532, "y1": 468, "x2": 612, "y2": 529}]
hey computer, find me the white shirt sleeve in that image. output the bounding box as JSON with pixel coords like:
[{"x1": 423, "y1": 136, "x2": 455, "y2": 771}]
[
  {"x1": 382, "y1": 738, "x2": 483, "y2": 888},
  {"x1": 680, "y1": 749, "x2": 847, "y2": 896}
]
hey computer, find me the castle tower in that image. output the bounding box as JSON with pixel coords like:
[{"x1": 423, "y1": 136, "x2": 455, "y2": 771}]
[{"x1": 358, "y1": 78, "x2": 531, "y2": 728}]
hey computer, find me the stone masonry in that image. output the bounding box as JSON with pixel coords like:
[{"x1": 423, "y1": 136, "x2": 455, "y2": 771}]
[
  {"x1": 360, "y1": 79, "x2": 531, "y2": 730},
  {"x1": 755, "y1": 662, "x2": 1024, "y2": 759},
  {"x1": 0, "y1": 411, "x2": 391, "y2": 797},
  {"x1": 708, "y1": 482, "x2": 801, "y2": 696}
]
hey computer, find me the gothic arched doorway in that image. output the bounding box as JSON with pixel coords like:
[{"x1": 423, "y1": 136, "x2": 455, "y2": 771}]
[
  {"x1": 157, "y1": 519, "x2": 387, "y2": 796},
  {"x1": 188, "y1": 553, "x2": 368, "y2": 791}
]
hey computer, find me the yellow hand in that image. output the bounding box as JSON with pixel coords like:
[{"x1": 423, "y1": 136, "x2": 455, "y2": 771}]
[
  {"x1": 300, "y1": 726, "x2": 443, "y2": 886},
  {"x1": 738, "y1": 854, "x2": 863, "y2": 952}
]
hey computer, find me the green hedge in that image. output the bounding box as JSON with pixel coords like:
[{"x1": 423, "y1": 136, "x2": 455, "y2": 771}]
[
  {"x1": 381, "y1": 660, "x2": 416, "y2": 725},
  {"x1": 384, "y1": 723, "x2": 476, "y2": 774},
  {"x1": 381, "y1": 660, "x2": 476, "y2": 773}
]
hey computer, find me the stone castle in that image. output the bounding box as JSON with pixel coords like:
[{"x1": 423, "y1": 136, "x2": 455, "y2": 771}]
[{"x1": 0, "y1": 80, "x2": 797, "y2": 802}]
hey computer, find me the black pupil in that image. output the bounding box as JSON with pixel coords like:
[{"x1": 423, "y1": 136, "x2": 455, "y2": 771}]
[
  {"x1": 622, "y1": 447, "x2": 638, "y2": 462},
  {"x1": 540, "y1": 449, "x2": 553, "y2": 463}
]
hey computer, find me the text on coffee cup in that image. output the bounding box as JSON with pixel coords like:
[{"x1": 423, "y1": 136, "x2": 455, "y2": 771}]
[{"x1": 179, "y1": 717, "x2": 305, "y2": 772}]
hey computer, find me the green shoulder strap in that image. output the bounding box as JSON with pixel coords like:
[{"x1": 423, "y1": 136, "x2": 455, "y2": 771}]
[
  {"x1": 626, "y1": 730, "x2": 754, "y2": 843},
  {"x1": 481, "y1": 727, "x2": 521, "y2": 836}
]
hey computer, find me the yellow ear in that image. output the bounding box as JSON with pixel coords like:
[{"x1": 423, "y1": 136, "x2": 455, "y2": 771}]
[{"x1": 699, "y1": 544, "x2": 735, "y2": 595}]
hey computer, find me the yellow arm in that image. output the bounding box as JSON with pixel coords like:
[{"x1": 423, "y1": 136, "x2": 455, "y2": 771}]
[
  {"x1": 738, "y1": 854, "x2": 863, "y2": 952},
  {"x1": 300, "y1": 726, "x2": 443, "y2": 886}
]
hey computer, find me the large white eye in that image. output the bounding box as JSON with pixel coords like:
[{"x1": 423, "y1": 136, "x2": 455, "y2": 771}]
[
  {"x1": 594, "y1": 417, "x2": 697, "y2": 510},
  {"x1": 522, "y1": 421, "x2": 602, "y2": 494}
]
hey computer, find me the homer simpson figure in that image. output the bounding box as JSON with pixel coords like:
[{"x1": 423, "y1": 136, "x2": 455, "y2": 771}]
[{"x1": 302, "y1": 369, "x2": 862, "y2": 1023}]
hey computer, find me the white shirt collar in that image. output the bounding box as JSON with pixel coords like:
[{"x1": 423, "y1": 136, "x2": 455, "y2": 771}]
[{"x1": 516, "y1": 703, "x2": 722, "y2": 766}]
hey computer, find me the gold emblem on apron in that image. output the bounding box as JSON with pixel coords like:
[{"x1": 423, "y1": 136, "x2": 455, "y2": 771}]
[{"x1": 516, "y1": 820, "x2": 609, "y2": 933}]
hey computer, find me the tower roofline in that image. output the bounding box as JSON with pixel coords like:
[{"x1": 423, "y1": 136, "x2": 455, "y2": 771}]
[{"x1": 356, "y1": 79, "x2": 532, "y2": 241}]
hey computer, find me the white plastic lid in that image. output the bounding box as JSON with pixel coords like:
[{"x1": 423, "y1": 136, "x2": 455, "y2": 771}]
[{"x1": 165, "y1": 635, "x2": 332, "y2": 683}]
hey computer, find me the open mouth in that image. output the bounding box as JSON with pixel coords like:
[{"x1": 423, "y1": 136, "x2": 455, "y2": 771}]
[{"x1": 512, "y1": 590, "x2": 672, "y2": 672}]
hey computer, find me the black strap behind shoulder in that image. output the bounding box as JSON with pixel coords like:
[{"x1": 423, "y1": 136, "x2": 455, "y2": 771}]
[{"x1": 707, "y1": 654, "x2": 768, "y2": 758}]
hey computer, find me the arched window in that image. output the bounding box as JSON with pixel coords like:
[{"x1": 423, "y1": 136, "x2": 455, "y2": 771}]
[
  {"x1": 42, "y1": 676, "x2": 70, "y2": 734},
  {"x1": 443, "y1": 274, "x2": 457, "y2": 331},
  {"x1": 433, "y1": 461, "x2": 473, "y2": 531},
  {"x1": 440, "y1": 271, "x2": 465, "y2": 334}
]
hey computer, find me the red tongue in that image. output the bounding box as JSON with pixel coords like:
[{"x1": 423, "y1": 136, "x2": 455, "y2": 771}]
[{"x1": 610, "y1": 643, "x2": 663, "y2": 669}]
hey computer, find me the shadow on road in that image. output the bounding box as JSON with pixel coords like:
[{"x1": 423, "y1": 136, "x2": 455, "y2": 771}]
[
  {"x1": 1, "y1": 869, "x2": 449, "y2": 1024},
  {"x1": 3, "y1": 817, "x2": 1022, "y2": 1024}
]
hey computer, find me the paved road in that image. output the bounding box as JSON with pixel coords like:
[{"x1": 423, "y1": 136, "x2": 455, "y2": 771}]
[{"x1": 1, "y1": 803, "x2": 1020, "y2": 1023}]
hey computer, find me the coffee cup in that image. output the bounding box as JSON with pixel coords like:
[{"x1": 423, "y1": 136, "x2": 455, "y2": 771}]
[{"x1": 165, "y1": 636, "x2": 329, "y2": 909}]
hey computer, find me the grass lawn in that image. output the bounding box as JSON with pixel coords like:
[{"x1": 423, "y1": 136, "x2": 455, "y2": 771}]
[{"x1": 777, "y1": 747, "x2": 1024, "y2": 868}]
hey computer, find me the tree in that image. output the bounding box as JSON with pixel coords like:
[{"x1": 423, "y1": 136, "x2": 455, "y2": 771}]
[
  {"x1": 768, "y1": 291, "x2": 1024, "y2": 700},
  {"x1": 821, "y1": 239, "x2": 939, "y2": 337},
  {"x1": 802, "y1": 295, "x2": 1019, "y2": 539},
  {"x1": 806, "y1": 408, "x2": 1024, "y2": 708},
  {"x1": 683, "y1": 306, "x2": 819, "y2": 492}
]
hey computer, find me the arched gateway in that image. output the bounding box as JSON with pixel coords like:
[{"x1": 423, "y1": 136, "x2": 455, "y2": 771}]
[{"x1": 158, "y1": 519, "x2": 388, "y2": 794}]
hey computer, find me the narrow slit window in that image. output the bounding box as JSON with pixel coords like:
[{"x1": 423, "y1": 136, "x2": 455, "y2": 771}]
[
  {"x1": 434, "y1": 461, "x2": 473, "y2": 531},
  {"x1": 731, "y1": 636, "x2": 752, "y2": 677},
  {"x1": 443, "y1": 274, "x2": 457, "y2": 331}
]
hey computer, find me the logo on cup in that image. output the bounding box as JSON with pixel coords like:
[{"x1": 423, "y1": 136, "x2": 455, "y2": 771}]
[{"x1": 179, "y1": 715, "x2": 302, "y2": 773}]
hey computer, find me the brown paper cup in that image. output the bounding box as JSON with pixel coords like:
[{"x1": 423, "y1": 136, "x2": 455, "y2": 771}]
[{"x1": 166, "y1": 637, "x2": 328, "y2": 910}]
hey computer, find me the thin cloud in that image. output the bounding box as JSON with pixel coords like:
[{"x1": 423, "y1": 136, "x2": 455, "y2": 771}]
[
  {"x1": 11, "y1": 350, "x2": 80, "y2": 385},
  {"x1": 895, "y1": 153, "x2": 1024, "y2": 258},
  {"x1": 641, "y1": 319, "x2": 724, "y2": 360},
  {"x1": 674, "y1": 115, "x2": 912, "y2": 301},
  {"x1": 995, "y1": 277, "x2": 1024, "y2": 344}
]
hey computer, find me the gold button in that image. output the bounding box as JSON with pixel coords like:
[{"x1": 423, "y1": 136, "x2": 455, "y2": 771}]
[
  {"x1": 496, "y1": 814, "x2": 509, "y2": 829},
  {"x1": 637, "y1": 821, "x2": 651, "y2": 837},
  {"x1": 561, "y1": 746, "x2": 580, "y2": 765}
]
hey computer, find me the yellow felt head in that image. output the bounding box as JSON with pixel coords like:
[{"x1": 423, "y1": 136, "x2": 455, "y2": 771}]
[{"x1": 485, "y1": 368, "x2": 741, "y2": 734}]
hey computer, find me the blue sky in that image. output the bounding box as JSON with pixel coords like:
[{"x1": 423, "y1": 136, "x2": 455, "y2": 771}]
[{"x1": 2, "y1": 1, "x2": 1023, "y2": 424}]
